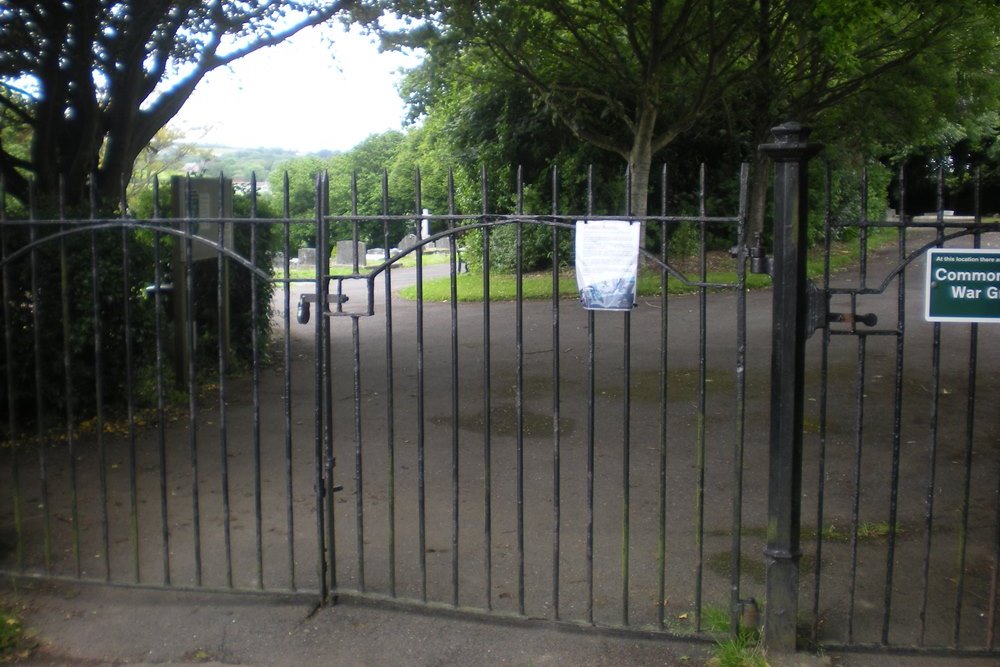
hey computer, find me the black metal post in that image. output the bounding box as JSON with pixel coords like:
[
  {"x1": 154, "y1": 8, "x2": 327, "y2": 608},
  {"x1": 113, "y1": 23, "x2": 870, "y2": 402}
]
[{"x1": 760, "y1": 122, "x2": 819, "y2": 653}]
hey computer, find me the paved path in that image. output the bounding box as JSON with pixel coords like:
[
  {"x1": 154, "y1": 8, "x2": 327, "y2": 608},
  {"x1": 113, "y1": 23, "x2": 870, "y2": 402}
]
[
  {"x1": 3, "y1": 236, "x2": 999, "y2": 665},
  {"x1": 5, "y1": 580, "x2": 999, "y2": 666}
]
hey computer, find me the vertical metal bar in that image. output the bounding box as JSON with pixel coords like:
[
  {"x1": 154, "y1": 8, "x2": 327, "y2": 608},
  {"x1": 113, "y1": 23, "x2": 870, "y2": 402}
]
[
  {"x1": 183, "y1": 175, "x2": 202, "y2": 586},
  {"x1": 1, "y1": 175, "x2": 24, "y2": 572},
  {"x1": 313, "y1": 173, "x2": 328, "y2": 602},
  {"x1": 449, "y1": 168, "x2": 460, "y2": 607},
  {"x1": 89, "y1": 177, "x2": 111, "y2": 580},
  {"x1": 621, "y1": 308, "x2": 631, "y2": 627},
  {"x1": 352, "y1": 315, "x2": 365, "y2": 591},
  {"x1": 250, "y1": 174, "x2": 264, "y2": 589},
  {"x1": 381, "y1": 169, "x2": 396, "y2": 598},
  {"x1": 953, "y1": 238, "x2": 981, "y2": 649},
  {"x1": 585, "y1": 316, "x2": 596, "y2": 626},
  {"x1": 481, "y1": 165, "x2": 493, "y2": 611},
  {"x1": 846, "y1": 326, "x2": 867, "y2": 644},
  {"x1": 759, "y1": 123, "x2": 819, "y2": 653},
  {"x1": 152, "y1": 177, "x2": 171, "y2": 586},
  {"x1": 351, "y1": 172, "x2": 360, "y2": 275},
  {"x1": 848, "y1": 187, "x2": 871, "y2": 645},
  {"x1": 992, "y1": 453, "x2": 1000, "y2": 650},
  {"x1": 551, "y1": 165, "x2": 562, "y2": 621},
  {"x1": 30, "y1": 185, "x2": 52, "y2": 572},
  {"x1": 121, "y1": 181, "x2": 140, "y2": 583},
  {"x1": 322, "y1": 171, "x2": 336, "y2": 598},
  {"x1": 729, "y1": 163, "x2": 750, "y2": 634},
  {"x1": 621, "y1": 166, "x2": 633, "y2": 627},
  {"x1": 282, "y1": 172, "x2": 296, "y2": 591},
  {"x1": 919, "y1": 323, "x2": 942, "y2": 646},
  {"x1": 918, "y1": 190, "x2": 946, "y2": 646},
  {"x1": 694, "y1": 163, "x2": 708, "y2": 631},
  {"x1": 976, "y1": 165, "x2": 999, "y2": 651},
  {"x1": 881, "y1": 164, "x2": 907, "y2": 645},
  {"x1": 657, "y1": 164, "x2": 669, "y2": 631},
  {"x1": 812, "y1": 163, "x2": 834, "y2": 643},
  {"x1": 515, "y1": 166, "x2": 526, "y2": 616},
  {"x1": 58, "y1": 180, "x2": 81, "y2": 578},
  {"x1": 217, "y1": 176, "x2": 233, "y2": 588},
  {"x1": 586, "y1": 165, "x2": 595, "y2": 625},
  {"x1": 415, "y1": 168, "x2": 427, "y2": 602},
  {"x1": 859, "y1": 168, "x2": 869, "y2": 288},
  {"x1": 351, "y1": 173, "x2": 365, "y2": 592}
]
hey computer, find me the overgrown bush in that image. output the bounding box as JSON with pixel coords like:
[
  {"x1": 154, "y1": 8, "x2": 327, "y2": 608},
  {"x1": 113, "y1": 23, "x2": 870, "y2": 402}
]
[{"x1": 0, "y1": 183, "x2": 279, "y2": 434}]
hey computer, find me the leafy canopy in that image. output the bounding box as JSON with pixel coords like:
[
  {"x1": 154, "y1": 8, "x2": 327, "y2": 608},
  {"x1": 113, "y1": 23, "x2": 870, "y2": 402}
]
[{"x1": 0, "y1": 0, "x2": 376, "y2": 209}]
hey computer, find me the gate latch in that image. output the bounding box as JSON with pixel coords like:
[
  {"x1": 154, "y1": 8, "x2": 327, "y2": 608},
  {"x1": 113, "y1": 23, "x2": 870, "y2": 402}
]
[
  {"x1": 806, "y1": 282, "x2": 879, "y2": 338},
  {"x1": 296, "y1": 292, "x2": 349, "y2": 324}
]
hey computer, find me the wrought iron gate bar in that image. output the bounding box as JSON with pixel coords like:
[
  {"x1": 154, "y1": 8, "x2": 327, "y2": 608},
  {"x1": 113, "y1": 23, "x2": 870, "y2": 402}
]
[
  {"x1": 804, "y1": 158, "x2": 999, "y2": 654},
  {"x1": 3, "y1": 152, "x2": 993, "y2": 657},
  {"x1": 550, "y1": 166, "x2": 563, "y2": 622}
]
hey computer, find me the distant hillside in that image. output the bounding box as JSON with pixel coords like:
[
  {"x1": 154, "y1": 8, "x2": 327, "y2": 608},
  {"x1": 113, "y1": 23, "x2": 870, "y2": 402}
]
[{"x1": 198, "y1": 145, "x2": 340, "y2": 181}]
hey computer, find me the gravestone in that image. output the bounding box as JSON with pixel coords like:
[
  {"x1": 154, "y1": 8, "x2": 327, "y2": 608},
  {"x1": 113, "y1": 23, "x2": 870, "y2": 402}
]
[
  {"x1": 170, "y1": 176, "x2": 233, "y2": 388},
  {"x1": 335, "y1": 240, "x2": 367, "y2": 267},
  {"x1": 297, "y1": 247, "x2": 316, "y2": 267},
  {"x1": 398, "y1": 233, "x2": 419, "y2": 252}
]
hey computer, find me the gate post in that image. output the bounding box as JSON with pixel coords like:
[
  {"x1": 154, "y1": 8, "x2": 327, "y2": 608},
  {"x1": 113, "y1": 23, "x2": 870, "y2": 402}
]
[{"x1": 759, "y1": 122, "x2": 820, "y2": 653}]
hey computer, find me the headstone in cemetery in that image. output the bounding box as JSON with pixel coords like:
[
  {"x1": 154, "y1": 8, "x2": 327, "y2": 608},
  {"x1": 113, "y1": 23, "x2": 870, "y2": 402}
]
[
  {"x1": 170, "y1": 176, "x2": 233, "y2": 387},
  {"x1": 297, "y1": 247, "x2": 316, "y2": 267},
  {"x1": 399, "y1": 233, "x2": 419, "y2": 252},
  {"x1": 335, "y1": 240, "x2": 367, "y2": 267}
]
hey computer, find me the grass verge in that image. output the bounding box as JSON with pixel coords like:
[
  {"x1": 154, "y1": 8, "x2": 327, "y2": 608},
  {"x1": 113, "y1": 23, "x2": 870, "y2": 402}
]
[
  {"x1": 397, "y1": 227, "x2": 891, "y2": 302},
  {"x1": 702, "y1": 605, "x2": 770, "y2": 667},
  {"x1": 0, "y1": 605, "x2": 32, "y2": 663}
]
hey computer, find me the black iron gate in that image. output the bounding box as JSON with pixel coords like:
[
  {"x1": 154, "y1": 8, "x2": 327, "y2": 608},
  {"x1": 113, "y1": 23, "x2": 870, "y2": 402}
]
[
  {"x1": 0, "y1": 166, "x2": 758, "y2": 641},
  {"x1": 306, "y1": 164, "x2": 757, "y2": 636},
  {"x1": 1, "y1": 130, "x2": 999, "y2": 658},
  {"x1": 797, "y1": 159, "x2": 1000, "y2": 654}
]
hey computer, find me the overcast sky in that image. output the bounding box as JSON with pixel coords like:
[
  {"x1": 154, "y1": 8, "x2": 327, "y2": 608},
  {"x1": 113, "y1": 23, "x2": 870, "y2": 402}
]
[{"x1": 171, "y1": 23, "x2": 422, "y2": 153}]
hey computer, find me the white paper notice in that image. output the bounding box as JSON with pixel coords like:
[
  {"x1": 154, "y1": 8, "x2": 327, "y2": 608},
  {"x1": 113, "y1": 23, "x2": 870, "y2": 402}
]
[{"x1": 575, "y1": 220, "x2": 640, "y2": 311}]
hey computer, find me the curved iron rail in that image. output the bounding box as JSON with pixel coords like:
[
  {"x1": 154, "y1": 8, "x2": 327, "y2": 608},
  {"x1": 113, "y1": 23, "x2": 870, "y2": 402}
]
[{"x1": 826, "y1": 223, "x2": 1000, "y2": 296}]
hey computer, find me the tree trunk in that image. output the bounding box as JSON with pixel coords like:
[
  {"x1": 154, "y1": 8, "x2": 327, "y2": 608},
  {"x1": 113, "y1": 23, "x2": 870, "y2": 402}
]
[
  {"x1": 628, "y1": 102, "x2": 658, "y2": 251},
  {"x1": 628, "y1": 103, "x2": 658, "y2": 219}
]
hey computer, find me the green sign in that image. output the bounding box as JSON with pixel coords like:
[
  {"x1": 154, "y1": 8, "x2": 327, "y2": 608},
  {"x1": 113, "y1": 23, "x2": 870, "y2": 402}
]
[{"x1": 925, "y1": 248, "x2": 1000, "y2": 322}]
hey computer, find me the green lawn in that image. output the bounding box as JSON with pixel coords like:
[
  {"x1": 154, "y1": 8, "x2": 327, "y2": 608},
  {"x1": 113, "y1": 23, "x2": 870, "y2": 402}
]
[
  {"x1": 398, "y1": 269, "x2": 773, "y2": 302},
  {"x1": 397, "y1": 226, "x2": 899, "y2": 302},
  {"x1": 284, "y1": 228, "x2": 892, "y2": 301}
]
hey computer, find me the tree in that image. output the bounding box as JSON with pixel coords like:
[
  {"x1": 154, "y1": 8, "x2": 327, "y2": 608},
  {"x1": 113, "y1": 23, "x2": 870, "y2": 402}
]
[
  {"x1": 0, "y1": 0, "x2": 372, "y2": 210},
  {"x1": 393, "y1": 0, "x2": 756, "y2": 220},
  {"x1": 737, "y1": 0, "x2": 1000, "y2": 235},
  {"x1": 128, "y1": 126, "x2": 215, "y2": 203},
  {"x1": 392, "y1": 0, "x2": 998, "y2": 236}
]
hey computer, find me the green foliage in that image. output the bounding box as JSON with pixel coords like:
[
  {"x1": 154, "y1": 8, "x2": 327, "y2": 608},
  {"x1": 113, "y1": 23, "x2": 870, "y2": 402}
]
[
  {"x1": 0, "y1": 182, "x2": 280, "y2": 433},
  {"x1": 462, "y1": 224, "x2": 573, "y2": 274},
  {"x1": 0, "y1": 220, "x2": 160, "y2": 429},
  {"x1": 398, "y1": 263, "x2": 772, "y2": 303},
  {"x1": 0, "y1": 1, "x2": 370, "y2": 210},
  {"x1": 0, "y1": 607, "x2": 27, "y2": 660},
  {"x1": 709, "y1": 631, "x2": 769, "y2": 667},
  {"x1": 202, "y1": 146, "x2": 301, "y2": 182},
  {"x1": 807, "y1": 155, "x2": 894, "y2": 246},
  {"x1": 390, "y1": 0, "x2": 1000, "y2": 239}
]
